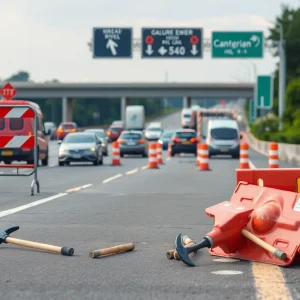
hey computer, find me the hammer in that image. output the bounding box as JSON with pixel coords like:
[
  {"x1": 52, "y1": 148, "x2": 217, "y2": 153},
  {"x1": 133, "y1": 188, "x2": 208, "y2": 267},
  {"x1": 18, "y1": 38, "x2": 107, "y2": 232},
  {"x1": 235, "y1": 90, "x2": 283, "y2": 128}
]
[
  {"x1": 166, "y1": 235, "x2": 196, "y2": 260},
  {"x1": 0, "y1": 226, "x2": 74, "y2": 256},
  {"x1": 89, "y1": 243, "x2": 134, "y2": 258}
]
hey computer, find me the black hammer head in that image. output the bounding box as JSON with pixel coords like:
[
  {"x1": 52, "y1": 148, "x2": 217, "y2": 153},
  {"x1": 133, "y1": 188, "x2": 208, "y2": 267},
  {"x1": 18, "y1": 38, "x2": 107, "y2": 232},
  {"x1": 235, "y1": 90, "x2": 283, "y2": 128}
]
[
  {"x1": 0, "y1": 226, "x2": 19, "y2": 244},
  {"x1": 175, "y1": 233, "x2": 212, "y2": 267}
]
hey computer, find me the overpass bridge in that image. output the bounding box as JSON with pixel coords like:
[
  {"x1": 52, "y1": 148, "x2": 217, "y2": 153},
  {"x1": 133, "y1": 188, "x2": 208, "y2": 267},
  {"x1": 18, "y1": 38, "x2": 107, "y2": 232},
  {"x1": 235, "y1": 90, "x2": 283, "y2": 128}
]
[{"x1": 10, "y1": 82, "x2": 254, "y2": 122}]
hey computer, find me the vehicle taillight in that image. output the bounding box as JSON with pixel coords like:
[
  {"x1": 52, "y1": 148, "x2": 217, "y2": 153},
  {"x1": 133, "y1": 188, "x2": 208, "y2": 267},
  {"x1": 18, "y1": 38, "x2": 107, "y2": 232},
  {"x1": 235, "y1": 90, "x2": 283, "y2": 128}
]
[
  {"x1": 107, "y1": 132, "x2": 111, "y2": 136},
  {"x1": 69, "y1": 128, "x2": 75, "y2": 132},
  {"x1": 58, "y1": 128, "x2": 64, "y2": 133},
  {"x1": 28, "y1": 131, "x2": 32, "y2": 136},
  {"x1": 22, "y1": 148, "x2": 31, "y2": 152},
  {"x1": 138, "y1": 139, "x2": 145, "y2": 144},
  {"x1": 171, "y1": 137, "x2": 180, "y2": 143},
  {"x1": 190, "y1": 137, "x2": 199, "y2": 143}
]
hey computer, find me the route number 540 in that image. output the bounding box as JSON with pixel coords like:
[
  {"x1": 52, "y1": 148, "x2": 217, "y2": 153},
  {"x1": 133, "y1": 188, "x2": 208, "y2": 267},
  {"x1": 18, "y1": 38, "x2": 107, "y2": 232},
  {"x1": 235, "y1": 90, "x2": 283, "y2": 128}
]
[{"x1": 169, "y1": 46, "x2": 185, "y2": 55}]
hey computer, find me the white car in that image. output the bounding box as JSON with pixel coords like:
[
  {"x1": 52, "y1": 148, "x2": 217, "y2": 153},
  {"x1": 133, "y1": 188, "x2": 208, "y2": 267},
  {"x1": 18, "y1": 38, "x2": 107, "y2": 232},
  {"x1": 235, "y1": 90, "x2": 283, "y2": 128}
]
[{"x1": 145, "y1": 122, "x2": 163, "y2": 141}]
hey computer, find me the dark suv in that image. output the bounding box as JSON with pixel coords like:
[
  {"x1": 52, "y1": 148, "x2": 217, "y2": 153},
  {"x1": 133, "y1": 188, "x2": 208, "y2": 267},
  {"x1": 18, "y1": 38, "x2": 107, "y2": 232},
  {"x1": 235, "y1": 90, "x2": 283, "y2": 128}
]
[{"x1": 170, "y1": 129, "x2": 199, "y2": 156}]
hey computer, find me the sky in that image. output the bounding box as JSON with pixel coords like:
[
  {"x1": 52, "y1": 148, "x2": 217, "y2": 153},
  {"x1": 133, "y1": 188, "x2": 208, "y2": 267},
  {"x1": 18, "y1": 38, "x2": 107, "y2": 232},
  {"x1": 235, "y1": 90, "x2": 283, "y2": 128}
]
[{"x1": 0, "y1": 0, "x2": 299, "y2": 83}]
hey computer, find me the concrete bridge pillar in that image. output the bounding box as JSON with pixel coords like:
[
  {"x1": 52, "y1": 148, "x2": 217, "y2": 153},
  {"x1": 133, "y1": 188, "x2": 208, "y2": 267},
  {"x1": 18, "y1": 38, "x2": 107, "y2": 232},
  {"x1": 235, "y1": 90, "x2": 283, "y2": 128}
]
[
  {"x1": 121, "y1": 97, "x2": 128, "y2": 124},
  {"x1": 62, "y1": 97, "x2": 73, "y2": 122},
  {"x1": 183, "y1": 97, "x2": 192, "y2": 108}
]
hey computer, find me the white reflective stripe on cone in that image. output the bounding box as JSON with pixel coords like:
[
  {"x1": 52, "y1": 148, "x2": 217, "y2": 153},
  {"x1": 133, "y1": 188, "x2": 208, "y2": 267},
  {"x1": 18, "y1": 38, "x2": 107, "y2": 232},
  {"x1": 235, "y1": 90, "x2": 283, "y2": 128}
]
[
  {"x1": 240, "y1": 158, "x2": 249, "y2": 163},
  {"x1": 200, "y1": 158, "x2": 209, "y2": 163},
  {"x1": 269, "y1": 150, "x2": 279, "y2": 155},
  {"x1": 240, "y1": 150, "x2": 249, "y2": 155},
  {"x1": 113, "y1": 149, "x2": 120, "y2": 153},
  {"x1": 269, "y1": 159, "x2": 279, "y2": 165},
  {"x1": 199, "y1": 150, "x2": 208, "y2": 155},
  {"x1": 112, "y1": 155, "x2": 120, "y2": 160},
  {"x1": 149, "y1": 158, "x2": 157, "y2": 162},
  {"x1": 149, "y1": 149, "x2": 157, "y2": 154}
]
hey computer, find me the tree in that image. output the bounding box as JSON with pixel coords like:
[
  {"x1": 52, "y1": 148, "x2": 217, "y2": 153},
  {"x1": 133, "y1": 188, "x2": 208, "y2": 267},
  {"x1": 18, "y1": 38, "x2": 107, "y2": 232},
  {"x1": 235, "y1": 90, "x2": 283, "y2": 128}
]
[{"x1": 5, "y1": 71, "x2": 30, "y2": 82}]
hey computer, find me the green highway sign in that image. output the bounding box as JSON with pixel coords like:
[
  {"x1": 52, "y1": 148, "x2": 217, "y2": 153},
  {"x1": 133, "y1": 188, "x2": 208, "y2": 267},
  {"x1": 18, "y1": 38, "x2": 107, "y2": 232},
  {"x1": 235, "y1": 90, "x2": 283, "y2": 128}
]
[
  {"x1": 249, "y1": 99, "x2": 256, "y2": 124},
  {"x1": 256, "y1": 75, "x2": 273, "y2": 109},
  {"x1": 211, "y1": 31, "x2": 264, "y2": 58}
]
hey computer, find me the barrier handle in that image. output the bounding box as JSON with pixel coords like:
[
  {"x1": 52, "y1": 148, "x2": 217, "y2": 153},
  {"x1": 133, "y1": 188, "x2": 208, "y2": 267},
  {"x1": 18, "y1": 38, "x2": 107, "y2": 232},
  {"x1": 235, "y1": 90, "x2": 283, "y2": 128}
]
[{"x1": 241, "y1": 229, "x2": 287, "y2": 260}]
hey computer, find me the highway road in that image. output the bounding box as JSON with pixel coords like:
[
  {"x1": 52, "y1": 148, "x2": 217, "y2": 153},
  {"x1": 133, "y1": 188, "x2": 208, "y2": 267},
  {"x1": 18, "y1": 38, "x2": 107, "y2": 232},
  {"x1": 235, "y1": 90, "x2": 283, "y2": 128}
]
[{"x1": 0, "y1": 111, "x2": 299, "y2": 300}]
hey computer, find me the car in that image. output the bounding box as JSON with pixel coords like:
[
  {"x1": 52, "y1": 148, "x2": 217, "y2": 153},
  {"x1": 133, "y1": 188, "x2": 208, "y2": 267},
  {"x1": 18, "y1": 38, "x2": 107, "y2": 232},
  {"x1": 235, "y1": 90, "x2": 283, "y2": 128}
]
[
  {"x1": 44, "y1": 122, "x2": 57, "y2": 140},
  {"x1": 181, "y1": 108, "x2": 192, "y2": 128},
  {"x1": 107, "y1": 125, "x2": 124, "y2": 142},
  {"x1": 158, "y1": 130, "x2": 174, "y2": 150},
  {"x1": 117, "y1": 130, "x2": 148, "y2": 157},
  {"x1": 145, "y1": 122, "x2": 163, "y2": 141},
  {"x1": 205, "y1": 119, "x2": 241, "y2": 158},
  {"x1": 57, "y1": 122, "x2": 78, "y2": 141},
  {"x1": 0, "y1": 100, "x2": 49, "y2": 166},
  {"x1": 58, "y1": 132, "x2": 103, "y2": 166},
  {"x1": 84, "y1": 128, "x2": 108, "y2": 156},
  {"x1": 170, "y1": 129, "x2": 199, "y2": 156}
]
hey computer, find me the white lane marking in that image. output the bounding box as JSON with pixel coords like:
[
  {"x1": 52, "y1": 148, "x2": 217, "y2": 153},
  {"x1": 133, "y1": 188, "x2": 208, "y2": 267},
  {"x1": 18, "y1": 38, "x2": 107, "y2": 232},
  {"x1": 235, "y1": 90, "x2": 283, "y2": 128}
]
[
  {"x1": 126, "y1": 168, "x2": 138, "y2": 175},
  {"x1": 141, "y1": 165, "x2": 148, "y2": 170},
  {"x1": 213, "y1": 258, "x2": 241, "y2": 263},
  {"x1": 249, "y1": 160, "x2": 256, "y2": 169},
  {"x1": 49, "y1": 164, "x2": 56, "y2": 167},
  {"x1": 102, "y1": 173, "x2": 123, "y2": 183},
  {"x1": 211, "y1": 270, "x2": 243, "y2": 275},
  {"x1": 0, "y1": 193, "x2": 68, "y2": 218},
  {"x1": 166, "y1": 157, "x2": 171, "y2": 161},
  {"x1": 65, "y1": 184, "x2": 93, "y2": 193}
]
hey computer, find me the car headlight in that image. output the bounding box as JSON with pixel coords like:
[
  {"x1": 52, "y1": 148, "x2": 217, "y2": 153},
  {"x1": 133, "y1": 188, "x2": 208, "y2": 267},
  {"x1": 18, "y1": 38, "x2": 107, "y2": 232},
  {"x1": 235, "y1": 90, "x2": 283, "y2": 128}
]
[
  {"x1": 59, "y1": 147, "x2": 68, "y2": 155},
  {"x1": 158, "y1": 140, "x2": 163, "y2": 144},
  {"x1": 90, "y1": 147, "x2": 96, "y2": 152}
]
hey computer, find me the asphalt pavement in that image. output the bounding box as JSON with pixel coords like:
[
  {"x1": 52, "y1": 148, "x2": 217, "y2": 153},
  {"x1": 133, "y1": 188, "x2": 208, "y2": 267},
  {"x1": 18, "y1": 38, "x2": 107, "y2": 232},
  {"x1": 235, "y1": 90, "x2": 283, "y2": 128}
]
[{"x1": 0, "y1": 111, "x2": 299, "y2": 300}]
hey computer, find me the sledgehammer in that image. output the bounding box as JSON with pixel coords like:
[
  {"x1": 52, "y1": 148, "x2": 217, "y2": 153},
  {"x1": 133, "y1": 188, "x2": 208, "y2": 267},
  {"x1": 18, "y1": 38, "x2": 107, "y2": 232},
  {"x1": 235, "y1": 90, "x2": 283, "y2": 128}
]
[
  {"x1": 0, "y1": 226, "x2": 74, "y2": 256},
  {"x1": 166, "y1": 235, "x2": 196, "y2": 260},
  {"x1": 89, "y1": 243, "x2": 135, "y2": 258}
]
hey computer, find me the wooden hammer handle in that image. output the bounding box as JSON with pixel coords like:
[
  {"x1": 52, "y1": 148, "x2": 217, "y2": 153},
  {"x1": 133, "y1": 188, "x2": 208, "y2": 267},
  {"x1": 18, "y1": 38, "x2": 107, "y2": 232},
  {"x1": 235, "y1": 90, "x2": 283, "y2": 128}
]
[
  {"x1": 242, "y1": 229, "x2": 287, "y2": 260},
  {"x1": 6, "y1": 237, "x2": 74, "y2": 256},
  {"x1": 89, "y1": 243, "x2": 134, "y2": 258}
]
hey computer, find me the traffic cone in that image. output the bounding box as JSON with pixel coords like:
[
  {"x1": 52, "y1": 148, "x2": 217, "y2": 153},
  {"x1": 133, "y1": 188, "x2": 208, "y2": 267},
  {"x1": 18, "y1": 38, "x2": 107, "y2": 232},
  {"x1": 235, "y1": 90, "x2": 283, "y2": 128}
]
[
  {"x1": 148, "y1": 142, "x2": 158, "y2": 169},
  {"x1": 269, "y1": 142, "x2": 279, "y2": 168},
  {"x1": 199, "y1": 144, "x2": 210, "y2": 171},
  {"x1": 157, "y1": 142, "x2": 163, "y2": 164},
  {"x1": 239, "y1": 143, "x2": 249, "y2": 169},
  {"x1": 196, "y1": 143, "x2": 201, "y2": 166},
  {"x1": 168, "y1": 142, "x2": 172, "y2": 157},
  {"x1": 111, "y1": 141, "x2": 121, "y2": 165}
]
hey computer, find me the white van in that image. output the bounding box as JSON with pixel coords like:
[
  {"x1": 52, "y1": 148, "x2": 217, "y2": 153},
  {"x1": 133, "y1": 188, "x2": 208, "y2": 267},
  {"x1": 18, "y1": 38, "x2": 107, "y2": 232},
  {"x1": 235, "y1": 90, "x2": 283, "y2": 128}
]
[
  {"x1": 205, "y1": 119, "x2": 242, "y2": 158},
  {"x1": 181, "y1": 108, "x2": 192, "y2": 128},
  {"x1": 125, "y1": 105, "x2": 145, "y2": 131}
]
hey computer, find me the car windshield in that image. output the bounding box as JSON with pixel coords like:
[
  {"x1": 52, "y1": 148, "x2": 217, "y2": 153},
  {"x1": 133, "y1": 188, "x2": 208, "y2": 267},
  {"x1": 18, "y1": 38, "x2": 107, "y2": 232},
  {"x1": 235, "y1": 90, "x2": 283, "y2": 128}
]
[
  {"x1": 63, "y1": 134, "x2": 95, "y2": 143},
  {"x1": 109, "y1": 127, "x2": 123, "y2": 132},
  {"x1": 86, "y1": 131, "x2": 106, "y2": 138},
  {"x1": 175, "y1": 132, "x2": 196, "y2": 139},
  {"x1": 120, "y1": 133, "x2": 142, "y2": 139},
  {"x1": 147, "y1": 127, "x2": 161, "y2": 131},
  {"x1": 211, "y1": 128, "x2": 238, "y2": 140},
  {"x1": 162, "y1": 131, "x2": 174, "y2": 138},
  {"x1": 62, "y1": 124, "x2": 75, "y2": 129}
]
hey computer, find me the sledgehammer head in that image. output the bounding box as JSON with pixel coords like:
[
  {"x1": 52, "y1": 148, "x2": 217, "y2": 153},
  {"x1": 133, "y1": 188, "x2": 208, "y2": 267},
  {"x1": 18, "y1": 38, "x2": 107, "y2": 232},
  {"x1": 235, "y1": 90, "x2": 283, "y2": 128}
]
[
  {"x1": 0, "y1": 226, "x2": 19, "y2": 244},
  {"x1": 175, "y1": 233, "x2": 211, "y2": 267}
]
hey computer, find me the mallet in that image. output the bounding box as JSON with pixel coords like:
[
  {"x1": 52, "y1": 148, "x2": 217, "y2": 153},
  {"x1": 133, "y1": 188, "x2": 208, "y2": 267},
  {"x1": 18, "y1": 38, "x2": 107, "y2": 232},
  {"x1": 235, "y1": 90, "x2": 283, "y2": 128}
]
[
  {"x1": 166, "y1": 235, "x2": 196, "y2": 260},
  {"x1": 89, "y1": 243, "x2": 134, "y2": 258},
  {"x1": 0, "y1": 226, "x2": 74, "y2": 256}
]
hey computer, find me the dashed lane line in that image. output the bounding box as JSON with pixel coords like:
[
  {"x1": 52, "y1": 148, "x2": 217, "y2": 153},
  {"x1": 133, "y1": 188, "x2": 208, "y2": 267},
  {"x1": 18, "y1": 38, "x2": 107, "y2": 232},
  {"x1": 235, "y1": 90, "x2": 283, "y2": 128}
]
[
  {"x1": 102, "y1": 173, "x2": 123, "y2": 183},
  {"x1": 125, "y1": 168, "x2": 138, "y2": 175},
  {"x1": 65, "y1": 184, "x2": 93, "y2": 193},
  {"x1": 141, "y1": 165, "x2": 148, "y2": 170}
]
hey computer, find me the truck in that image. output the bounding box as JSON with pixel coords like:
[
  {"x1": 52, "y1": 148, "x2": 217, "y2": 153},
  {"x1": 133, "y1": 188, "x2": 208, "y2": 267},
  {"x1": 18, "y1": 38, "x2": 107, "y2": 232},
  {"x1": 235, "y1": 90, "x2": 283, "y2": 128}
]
[{"x1": 125, "y1": 105, "x2": 145, "y2": 131}]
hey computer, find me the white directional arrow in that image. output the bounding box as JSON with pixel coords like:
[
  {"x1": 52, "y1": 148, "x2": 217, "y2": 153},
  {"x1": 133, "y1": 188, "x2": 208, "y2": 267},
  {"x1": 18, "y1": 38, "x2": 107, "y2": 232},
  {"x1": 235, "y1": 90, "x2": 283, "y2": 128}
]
[
  {"x1": 250, "y1": 35, "x2": 260, "y2": 47},
  {"x1": 158, "y1": 46, "x2": 168, "y2": 56},
  {"x1": 190, "y1": 45, "x2": 198, "y2": 55},
  {"x1": 145, "y1": 45, "x2": 153, "y2": 55},
  {"x1": 106, "y1": 39, "x2": 118, "y2": 56}
]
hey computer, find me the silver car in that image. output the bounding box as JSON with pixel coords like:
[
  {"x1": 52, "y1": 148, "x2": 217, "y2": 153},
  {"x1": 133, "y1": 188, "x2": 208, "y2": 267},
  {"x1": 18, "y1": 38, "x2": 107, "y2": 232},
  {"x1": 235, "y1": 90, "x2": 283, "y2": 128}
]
[
  {"x1": 84, "y1": 129, "x2": 108, "y2": 156},
  {"x1": 118, "y1": 130, "x2": 148, "y2": 157},
  {"x1": 58, "y1": 132, "x2": 103, "y2": 166},
  {"x1": 145, "y1": 122, "x2": 163, "y2": 141}
]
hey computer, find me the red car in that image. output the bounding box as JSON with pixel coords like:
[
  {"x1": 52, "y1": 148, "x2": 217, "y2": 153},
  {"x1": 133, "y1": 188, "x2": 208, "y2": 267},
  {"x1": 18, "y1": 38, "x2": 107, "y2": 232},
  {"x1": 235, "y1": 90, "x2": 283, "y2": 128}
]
[
  {"x1": 57, "y1": 122, "x2": 78, "y2": 140},
  {"x1": 107, "y1": 125, "x2": 123, "y2": 142}
]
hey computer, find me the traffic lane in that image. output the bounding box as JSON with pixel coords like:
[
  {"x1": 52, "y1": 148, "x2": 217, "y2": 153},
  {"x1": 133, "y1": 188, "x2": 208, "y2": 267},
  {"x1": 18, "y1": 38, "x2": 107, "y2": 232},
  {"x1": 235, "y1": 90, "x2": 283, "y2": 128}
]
[
  {"x1": 0, "y1": 153, "x2": 255, "y2": 299},
  {"x1": 248, "y1": 148, "x2": 298, "y2": 168},
  {"x1": 147, "y1": 111, "x2": 181, "y2": 131},
  {"x1": 0, "y1": 153, "x2": 149, "y2": 213}
]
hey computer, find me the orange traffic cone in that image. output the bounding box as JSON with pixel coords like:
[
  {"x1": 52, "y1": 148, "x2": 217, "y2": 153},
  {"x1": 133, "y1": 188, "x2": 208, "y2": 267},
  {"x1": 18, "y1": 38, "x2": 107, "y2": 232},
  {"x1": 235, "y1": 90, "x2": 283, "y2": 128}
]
[
  {"x1": 199, "y1": 144, "x2": 210, "y2": 171},
  {"x1": 269, "y1": 142, "x2": 279, "y2": 168},
  {"x1": 157, "y1": 142, "x2": 163, "y2": 164},
  {"x1": 167, "y1": 142, "x2": 172, "y2": 157},
  {"x1": 239, "y1": 143, "x2": 249, "y2": 169},
  {"x1": 196, "y1": 143, "x2": 201, "y2": 166},
  {"x1": 111, "y1": 141, "x2": 121, "y2": 165},
  {"x1": 148, "y1": 142, "x2": 158, "y2": 169}
]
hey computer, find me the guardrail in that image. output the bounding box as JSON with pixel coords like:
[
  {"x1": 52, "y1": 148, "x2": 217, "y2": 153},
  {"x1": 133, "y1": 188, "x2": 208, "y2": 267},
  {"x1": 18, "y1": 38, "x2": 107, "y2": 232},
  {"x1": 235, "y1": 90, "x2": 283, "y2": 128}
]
[{"x1": 246, "y1": 128, "x2": 300, "y2": 167}]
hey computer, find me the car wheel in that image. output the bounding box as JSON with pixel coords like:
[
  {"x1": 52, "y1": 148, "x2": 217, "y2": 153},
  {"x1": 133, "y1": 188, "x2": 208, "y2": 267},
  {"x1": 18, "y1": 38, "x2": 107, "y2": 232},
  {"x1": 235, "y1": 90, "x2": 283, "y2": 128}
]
[
  {"x1": 171, "y1": 152, "x2": 175, "y2": 157},
  {"x1": 104, "y1": 150, "x2": 108, "y2": 156},
  {"x1": 93, "y1": 156, "x2": 99, "y2": 165},
  {"x1": 41, "y1": 148, "x2": 49, "y2": 166},
  {"x1": 120, "y1": 153, "x2": 124, "y2": 157},
  {"x1": 99, "y1": 155, "x2": 103, "y2": 165},
  {"x1": 232, "y1": 154, "x2": 240, "y2": 159},
  {"x1": 59, "y1": 162, "x2": 64, "y2": 166}
]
